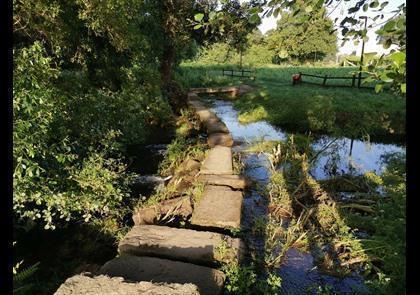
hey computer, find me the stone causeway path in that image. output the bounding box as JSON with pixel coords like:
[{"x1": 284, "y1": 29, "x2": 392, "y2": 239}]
[{"x1": 55, "y1": 86, "x2": 252, "y2": 295}]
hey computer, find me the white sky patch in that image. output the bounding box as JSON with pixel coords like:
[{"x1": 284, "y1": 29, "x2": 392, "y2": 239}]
[{"x1": 257, "y1": 0, "x2": 405, "y2": 55}]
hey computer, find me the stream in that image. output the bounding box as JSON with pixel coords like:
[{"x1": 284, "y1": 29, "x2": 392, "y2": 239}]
[
  {"x1": 127, "y1": 97, "x2": 405, "y2": 293},
  {"x1": 206, "y1": 98, "x2": 405, "y2": 294}
]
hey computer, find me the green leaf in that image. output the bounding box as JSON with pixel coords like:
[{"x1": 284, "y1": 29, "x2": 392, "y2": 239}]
[
  {"x1": 249, "y1": 13, "x2": 260, "y2": 24},
  {"x1": 375, "y1": 84, "x2": 384, "y2": 93},
  {"x1": 193, "y1": 24, "x2": 202, "y2": 30},
  {"x1": 383, "y1": 20, "x2": 395, "y2": 32},
  {"x1": 305, "y1": 6, "x2": 313, "y2": 13},
  {"x1": 380, "y1": 2, "x2": 389, "y2": 9},
  {"x1": 194, "y1": 13, "x2": 204, "y2": 22},
  {"x1": 380, "y1": 72, "x2": 394, "y2": 83},
  {"x1": 279, "y1": 50, "x2": 288, "y2": 58},
  {"x1": 363, "y1": 4, "x2": 368, "y2": 11},
  {"x1": 389, "y1": 51, "x2": 405, "y2": 67},
  {"x1": 383, "y1": 39, "x2": 392, "y2": 49},
  {"x1": 209, "y1": 11, "x2": 216, "y2": 20},
  {"x1": 400, "y1": 83, "x2": 406, "y2": 93},
  {"x1": 370, "y1": 1, "x2": 379, "y2": 8}
]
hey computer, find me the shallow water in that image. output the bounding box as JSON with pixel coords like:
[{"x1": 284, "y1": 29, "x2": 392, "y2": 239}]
[
  {"x1": 207, "y1": 98, "x2": 387, "y2": 294},
  {"x1": 126, "y1": 144, "x2": 168, "y2": 198},
  {"x1": 312, "y1": 137, "x2": 404, "y2": 180},
  {"x1": 208, "y1": 98, "x2": 405, "y2": 180},
  {"x1": 238, "y1": 151, "x2": 367, "y2": 294},
  {"x1": 208, "y1": 99, "x2": 287, "y2": 144}
]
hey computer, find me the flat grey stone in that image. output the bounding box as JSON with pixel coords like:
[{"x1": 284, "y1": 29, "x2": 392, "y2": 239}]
[
  {"x1": 188, "y1": 99, "x2": 205, "y2": 111},
  {"x1": 198, "y1": 174, "x2": 247, "y2": 190},
  {"x1": 208, "y1": 133, "x2": 233, "y2": 147},
  {"x1": 133, "y1": 197, "x2": 193, "y2": 225},
  {"x1": 187, "y1": 92, "x2": 200, "y2": 100},
  {"x1": 119, "y1": 225, "x2": 243, "y2": 264},
  {"x1": 100, "y1": 255, "x2": 225, "y2": 295},
  {"x1": 189, "y1": 86, "x2": 238, "y2": 94},
  {"x1": 201, "y1": 146, "x2": 232, "y2": 175},
  {"x1": 191, "y1": 185, "x2": 243, "y2": 229},
  {"x1": 54, "y1": 274, "x2": 199, "y2": 295},
  {"x1": 204, "y1": 118, "x2": 229, "y2": 134}
]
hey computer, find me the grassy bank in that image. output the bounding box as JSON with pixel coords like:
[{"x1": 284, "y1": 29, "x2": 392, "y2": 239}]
[
  {"x1": 244, "y1": 136, "x2": 405, "y2": 294},
  {"x1": 179, "y1": 64, "x2": 405, "y2": 142}
]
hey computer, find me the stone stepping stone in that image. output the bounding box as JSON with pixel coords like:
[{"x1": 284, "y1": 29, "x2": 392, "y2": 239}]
[
  {"x1": 133, "y1": 196, "x2": 193, "y2": 225},
  {"x1": 187, "y1": 92, "x2": 199, "y2": 100},
  {"x1": 201, "y1": 146, "x2": 232, "y2": 175},
  {"x1": 189, "y1": 86, "x2": 238, "y2": 94},
  {"x1": 119, "y1": 225, "x2": 243, "y2": 265},
  {"x1": 196, "y1": 109, "x2": 218, "y2": 123},
  {"x1": 198, "y1": 174, "x2": 247, "y2": 190},
  {"x1": 54, "y1": 274, "x2": 199, "y2": 295},
  {"x1": 188, "y1": 99, "x2": 205, "y2": 111},
  {"x1": 188, "y1": 98, "x2": 229, "y2": 134},
  {"x1": 191, "y1": 185, "x2": 243, "y2": 230},
  {"x1": 208, "y1": 132, "x2": 233, "y2": 147},
  {"x1": 204, "y1": 118, "x2": 229, "y2": 134},
  {"x1": 100, "y1": 255, "x2": 225, "y2": 295}
]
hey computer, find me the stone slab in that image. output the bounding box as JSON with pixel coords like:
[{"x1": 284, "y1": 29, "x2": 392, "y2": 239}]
[
  {"x1": 99, "y1": 255, "x2": 225, "y2": 295},
  {"x1": 208, "y1": 133, "x2": 233, "y2": 147},
  {"x1": 189, "y1": 86, "x2": 239, "y2": 94},
  {"x1": 198, "y1": 174, "x2": 247, "y2": 190},
  {"x1": 201, "y1": 146, "x2": 232, "y2": 175},
  {"x1": 54, "y1": 274, "x2": 199, "y2": 295},
  {"x1": 119, "y1": 225, "x2": 243, "y2": 264},
  {"x1": 204, "y1": 118, "x2": 229, "y2": 134},
  {"x1": 191, "y1": 185, "x2": 243, "y2": 229},
  {"x1": 133, "y1": 197, "x2": 193, "y2": 225}
]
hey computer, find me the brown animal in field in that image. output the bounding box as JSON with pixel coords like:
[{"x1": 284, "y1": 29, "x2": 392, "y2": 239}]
[{"x1": 292, "y1": 73, "x2": 302, "y2": 85}]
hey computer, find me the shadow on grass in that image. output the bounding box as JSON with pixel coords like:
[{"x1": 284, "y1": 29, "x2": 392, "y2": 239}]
[{"x1": 179, "y1": 65, "x2": 405, "y2": 144}]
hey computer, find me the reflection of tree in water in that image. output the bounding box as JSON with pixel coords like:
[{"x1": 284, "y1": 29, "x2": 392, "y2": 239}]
[{"x1": 316, "y1": 138, "x2": 359, "y2": 178}]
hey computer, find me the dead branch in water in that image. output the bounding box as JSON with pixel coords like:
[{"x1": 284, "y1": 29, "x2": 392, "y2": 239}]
[{"x1": 339, "y1": 203, "x2": 375, "y2": 214}]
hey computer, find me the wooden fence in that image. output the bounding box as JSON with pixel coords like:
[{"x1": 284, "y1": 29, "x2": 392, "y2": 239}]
[
  {"x1": 222, "y1": 68, "x2": 256, "y2": 80},
  {"x1": 299, "y1": 72, "x2": 374, "y2": 89}
]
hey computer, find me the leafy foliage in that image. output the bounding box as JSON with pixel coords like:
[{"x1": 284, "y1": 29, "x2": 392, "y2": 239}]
[
  {"x1": 250, "y1": 0, "x2": 406, "y2": 95},
  {"x1": 266, "y1": 9, "x2": 338, "y2": 63}
]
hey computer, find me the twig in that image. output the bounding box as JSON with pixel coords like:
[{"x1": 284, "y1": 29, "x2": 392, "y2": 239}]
[{"x1": 309, "y1": 138, "x2": 339, "y2": 164}]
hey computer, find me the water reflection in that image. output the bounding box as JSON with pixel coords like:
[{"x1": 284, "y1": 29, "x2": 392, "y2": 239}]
[
  {"x1": 208, "y1": 98, "x2": 380, "y2": 294},
  {"x1": 311, "y1": 137, "x2": 405, "y2": 180},
  {"x1": 208, "y1": 98, "x2": 405, "y2": 180},
  {"x1": 208, "y1": 99, "x2": 287, "y2": 143}
]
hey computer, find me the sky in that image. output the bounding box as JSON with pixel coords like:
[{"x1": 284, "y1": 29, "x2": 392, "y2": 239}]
[{"x1": 257, "y1": 0, "x2": 405, "y2": 55}]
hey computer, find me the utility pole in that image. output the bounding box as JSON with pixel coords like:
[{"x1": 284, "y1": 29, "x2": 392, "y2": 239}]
[{"x1": 358, "y1": 16, "x2": 368, "y2": 88}]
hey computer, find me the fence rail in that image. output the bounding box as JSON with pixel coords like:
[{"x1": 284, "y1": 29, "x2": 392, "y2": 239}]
[
  {"x1": 222, "y1": 68, "x2": 256, "y2": 80},
  {"x1": 299, "y1": 72, "x2": 373, "y2": 88}
]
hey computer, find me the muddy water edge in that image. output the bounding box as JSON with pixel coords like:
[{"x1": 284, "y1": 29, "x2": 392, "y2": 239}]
[{"x1": 204, "y1": 96, "x2": 405, "y2": 294}]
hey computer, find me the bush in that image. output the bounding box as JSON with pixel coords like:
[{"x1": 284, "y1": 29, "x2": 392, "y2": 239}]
[{"x1": 13, "y1": 42, "x2": 173, "y2": 230}]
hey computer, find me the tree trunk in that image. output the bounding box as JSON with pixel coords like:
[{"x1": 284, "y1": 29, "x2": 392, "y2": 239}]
[
  {"x1": 160, "y1": 44, "x2": 175, "y2": 88},
  {"x1": 239, "y1": 49, "x2": 243, "y2": 69}
]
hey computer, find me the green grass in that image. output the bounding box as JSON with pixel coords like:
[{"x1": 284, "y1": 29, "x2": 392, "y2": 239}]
[{"x1": 179, "y1": 64, "x2": 405, "y2": 142}]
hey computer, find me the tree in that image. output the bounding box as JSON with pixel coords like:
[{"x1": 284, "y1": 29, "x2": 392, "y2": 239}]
[
  {"x1": 192, "y1": 0, "x2": 263, "y2": 68},
  {"x1": 245, "y1": 0, "x2": 406, "y2": 94},
  {"x1": 266, "y1": 9, "x2": 338, "y2": 63}
]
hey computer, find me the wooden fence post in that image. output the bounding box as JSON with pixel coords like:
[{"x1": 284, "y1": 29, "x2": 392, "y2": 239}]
[{"x1": 322, "y1": 75, "x2": 328, "y2": 87}]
